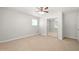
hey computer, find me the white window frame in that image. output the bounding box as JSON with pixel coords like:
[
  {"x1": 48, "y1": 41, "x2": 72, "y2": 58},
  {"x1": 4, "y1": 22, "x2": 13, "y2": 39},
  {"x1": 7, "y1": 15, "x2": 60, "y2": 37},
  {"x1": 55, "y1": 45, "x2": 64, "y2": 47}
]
[{"x1": 32, "y1": 19, "x2": 38, "y2": 26}]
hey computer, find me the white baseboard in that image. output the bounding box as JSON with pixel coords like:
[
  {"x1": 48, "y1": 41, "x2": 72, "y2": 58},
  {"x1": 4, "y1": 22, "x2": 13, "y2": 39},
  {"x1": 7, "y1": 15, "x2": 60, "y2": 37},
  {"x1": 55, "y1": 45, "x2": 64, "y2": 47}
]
[
  {"x1": 64, "y1": 36, "x2": 77, "y2": 40},
  {"x1": 0, "y1": 33, "x2": 39, "y2": 43}
]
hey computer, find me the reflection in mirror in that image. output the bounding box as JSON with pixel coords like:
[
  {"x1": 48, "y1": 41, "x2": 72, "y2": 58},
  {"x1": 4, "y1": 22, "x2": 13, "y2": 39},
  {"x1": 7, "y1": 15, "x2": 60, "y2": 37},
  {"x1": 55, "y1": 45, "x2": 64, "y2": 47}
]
[{"x1": 47, "y1": 18, "x2": 58, "y2": 39}]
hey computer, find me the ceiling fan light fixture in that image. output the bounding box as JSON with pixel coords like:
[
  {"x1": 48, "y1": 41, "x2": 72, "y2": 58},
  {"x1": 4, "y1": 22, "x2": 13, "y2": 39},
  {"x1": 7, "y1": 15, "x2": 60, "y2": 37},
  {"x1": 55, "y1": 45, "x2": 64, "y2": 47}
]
[
  {"x1": 38, "y1": 11, "x2": 45, "y2": 14},
  {"x1": 35, "y1": 7, "x2": 48, "y2": 14}
]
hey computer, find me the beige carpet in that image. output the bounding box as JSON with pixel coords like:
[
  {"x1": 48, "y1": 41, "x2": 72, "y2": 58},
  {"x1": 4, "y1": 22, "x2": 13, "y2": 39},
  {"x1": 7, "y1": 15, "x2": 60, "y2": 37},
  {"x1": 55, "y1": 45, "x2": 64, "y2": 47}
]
[
  {"x1": 48, "y1": 32, "x2": 57, "y2": 38},
  {"x1": 0, "y1": 35, "x2": 79, "y2": 51}
]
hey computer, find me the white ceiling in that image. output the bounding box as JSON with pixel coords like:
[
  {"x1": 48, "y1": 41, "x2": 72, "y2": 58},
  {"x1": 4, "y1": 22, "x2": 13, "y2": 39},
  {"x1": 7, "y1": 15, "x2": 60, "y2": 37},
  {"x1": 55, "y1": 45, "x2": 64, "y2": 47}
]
[{"x1": 8, "y1": 7, "x2": 79, "y2": 17}]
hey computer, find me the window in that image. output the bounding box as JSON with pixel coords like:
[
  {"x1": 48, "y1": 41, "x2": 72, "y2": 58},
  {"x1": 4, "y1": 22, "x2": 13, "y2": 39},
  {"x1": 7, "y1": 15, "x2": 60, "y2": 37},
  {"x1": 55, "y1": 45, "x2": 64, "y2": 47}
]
[{"x1": 32, "y1": 19, "x2": 38, "y2": 26}]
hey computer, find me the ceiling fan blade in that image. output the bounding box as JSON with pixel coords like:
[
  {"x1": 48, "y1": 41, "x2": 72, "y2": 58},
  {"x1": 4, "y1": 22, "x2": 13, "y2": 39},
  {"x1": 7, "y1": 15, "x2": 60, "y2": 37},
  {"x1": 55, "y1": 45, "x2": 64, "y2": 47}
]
[
  {"x1": 43, "y1": 11, "x2": 48, "y2": 13},
  {"x1": 44, "y1": 7, "x2": 48, "y2": 10},
  {"x1": 43, "y1": 7, "x2": 48, "y2": 13}
]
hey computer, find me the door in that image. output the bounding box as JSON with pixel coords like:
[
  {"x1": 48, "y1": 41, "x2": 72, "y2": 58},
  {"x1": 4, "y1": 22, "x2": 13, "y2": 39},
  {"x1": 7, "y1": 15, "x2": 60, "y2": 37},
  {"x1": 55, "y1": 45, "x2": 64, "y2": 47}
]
[{"x1": 47, "y1": 18, "x2": 58, "y2": 38}]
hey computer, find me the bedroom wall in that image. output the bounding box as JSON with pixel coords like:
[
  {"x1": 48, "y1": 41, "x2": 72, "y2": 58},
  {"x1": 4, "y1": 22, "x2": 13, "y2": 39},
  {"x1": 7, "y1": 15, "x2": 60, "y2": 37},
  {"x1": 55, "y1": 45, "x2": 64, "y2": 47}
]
[
  {"x1": 63, "y1": 11, "x2": 77, "y2": 39},
  {"x1": 0, "y1": 8, "x2": 3, "y2": 40},
  {"x1": 39, "y1": 17, "x2": 47, "y2": 35},
  {"x1": 0, "y1": 8, "x2": 39, "y2": 41}
]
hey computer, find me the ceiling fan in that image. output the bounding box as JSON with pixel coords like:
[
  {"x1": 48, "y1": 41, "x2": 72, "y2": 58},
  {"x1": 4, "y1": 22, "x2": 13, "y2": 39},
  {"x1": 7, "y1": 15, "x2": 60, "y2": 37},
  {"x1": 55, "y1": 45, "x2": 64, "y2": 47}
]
[{"x1": 35, "y1": 7, "x2": 48, "y2": 14}]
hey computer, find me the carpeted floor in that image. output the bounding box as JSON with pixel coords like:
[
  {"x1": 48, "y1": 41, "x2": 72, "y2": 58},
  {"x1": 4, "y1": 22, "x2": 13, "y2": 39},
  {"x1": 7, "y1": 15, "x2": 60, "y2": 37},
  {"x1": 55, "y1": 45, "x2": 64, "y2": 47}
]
[
  {"x1": 0, "y1": 35, "x2": 79, "y2": 51},
  {"x1": 47, "y1": 32, "x2": 57, "y2": 38}
]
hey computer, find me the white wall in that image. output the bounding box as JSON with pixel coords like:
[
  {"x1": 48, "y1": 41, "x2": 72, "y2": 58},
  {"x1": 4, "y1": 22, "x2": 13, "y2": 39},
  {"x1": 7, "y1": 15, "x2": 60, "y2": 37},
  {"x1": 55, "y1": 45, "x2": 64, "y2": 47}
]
[
  {"x1": 0, "y1": 8, "x2": 3, "y2": 40},
  {"x1": 77, "y1": 11, "x2": 79, "y2": 39},
  {"x1": 57, "y1": 12, "x2": 63, "y2": 40},
  {"x1": 0, "y1": 8, "x2": 39, "y2": 41},
  {"x1": 63, "y1": 11, "x2": 77, "y2": 39},
  {"x1": 52, "y1": 12, "x2": 63, "y2": 40},
  {"x1": 39, "y1": 17, "x2": 47, "y2": 35}
]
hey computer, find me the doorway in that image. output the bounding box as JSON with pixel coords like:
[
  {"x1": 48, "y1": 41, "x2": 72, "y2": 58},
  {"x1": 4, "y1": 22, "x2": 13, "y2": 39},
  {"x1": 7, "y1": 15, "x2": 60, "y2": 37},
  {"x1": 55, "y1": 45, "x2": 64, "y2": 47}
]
[{"x1": 47, "y1": 18, "x2": 58, "y2": 38}]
